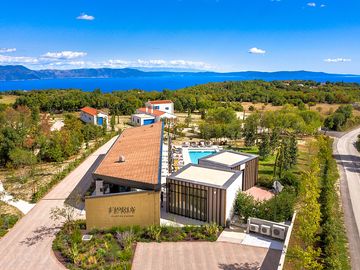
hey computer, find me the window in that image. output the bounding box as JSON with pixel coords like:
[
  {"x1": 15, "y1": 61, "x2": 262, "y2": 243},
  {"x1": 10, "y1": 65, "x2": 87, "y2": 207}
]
[
  {"x1": 154, "y1": 106, "x2": 160, "y2": 110},
  {"x1": 165, "y1": 107, "x2": 169, "y2": 110},
  {"x1": 137, "y1": 119, "x2": 140, "y2": 123}
]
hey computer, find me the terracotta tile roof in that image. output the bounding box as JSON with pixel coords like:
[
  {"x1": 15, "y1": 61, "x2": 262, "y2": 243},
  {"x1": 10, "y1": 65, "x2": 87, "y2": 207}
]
[
  {"x1": 138, "y1": 107, "x2": 166, "y2": 117},
  {"x1": 81, "y1": 106, "x2": 98, "y2": 116},
  {"x1": 94, "y1": 122, "x2": 163, "y2": 186},
  {"x1": 147, "y1": 100, "x2": 173, "y2": 105}
]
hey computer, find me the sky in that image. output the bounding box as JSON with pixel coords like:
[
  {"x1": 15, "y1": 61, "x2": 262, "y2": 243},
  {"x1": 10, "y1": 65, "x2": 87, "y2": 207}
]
[{"x1": 0, "y1": 0, "x2": 360, "y2": 73}]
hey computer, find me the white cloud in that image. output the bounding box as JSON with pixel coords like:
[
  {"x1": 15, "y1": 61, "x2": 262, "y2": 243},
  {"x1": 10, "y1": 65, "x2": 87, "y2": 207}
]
[
  {"x1": 324, "y1": 58, "x2": 351, "y2": 63},
  {"x1": 320, "y1": 4, "x2": 326, "y2": 7},
  {"x1": 0, "y1": 48, "x2": 16, "y2": 53},
  {"x1": 76, "y1": 13, "x2": 95, "y2": 21},
  {"x1": 42, "y1": 51, "x2": 87, "y2": 60},
  {"x1": 307, "y1": 2, "x2": 316, "y2": 7},
  {"x1": 0, "y1": 50, "x2": 214, "y2": 70},
  {"x1": 0, "y1": 54, "x2": 39, "y2": 64},
  {"x1": 248, "y1": 47, "x2": 266, "y2": 54},
  {"x1": 103, "y1": 59, "x2": 213, "y2": 70}
]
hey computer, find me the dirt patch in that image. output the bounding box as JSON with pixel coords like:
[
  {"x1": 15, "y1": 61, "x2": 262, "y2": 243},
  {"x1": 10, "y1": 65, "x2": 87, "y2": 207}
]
[{"x1": 0, "y1": 201, "x2": 23, "y2": 216}]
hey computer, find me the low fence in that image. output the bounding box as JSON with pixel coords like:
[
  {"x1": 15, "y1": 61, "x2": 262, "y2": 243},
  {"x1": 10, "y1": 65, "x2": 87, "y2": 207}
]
[{"x1": 277, "y1": 211, "x2": 297, "y2": 270}]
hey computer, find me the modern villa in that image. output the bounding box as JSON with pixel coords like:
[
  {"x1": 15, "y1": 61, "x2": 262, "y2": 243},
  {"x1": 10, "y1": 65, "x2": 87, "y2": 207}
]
[
  {"x1": 166, "y1": 151, "x2": 258, "y2": 226},
  {"x1": 131, "y1": 100, "x2": 176, "y2": 126},
  {"x1": 198, "y1": 151, "x2": 258, "y2": 191},
  {"x1": 86, "y1": 122, "x2": 163, "y2": 229},
  {"x1": 80, "y1": 106, "x2": 108, "y2": 126},
  {"x1": 86, "y1": 121, "x2": 259, "y2": 229}
]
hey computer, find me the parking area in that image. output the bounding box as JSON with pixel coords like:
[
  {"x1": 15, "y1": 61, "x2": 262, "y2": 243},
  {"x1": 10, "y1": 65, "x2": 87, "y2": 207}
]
[{"x1": 132, "y1": 241, "x2": 282, "y2": 270}]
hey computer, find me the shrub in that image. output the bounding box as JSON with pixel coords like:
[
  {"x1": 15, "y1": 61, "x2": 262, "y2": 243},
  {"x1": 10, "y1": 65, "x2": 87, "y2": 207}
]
[
  {"x1": 8, "y1": 148, "x2": 37, "y2": 168},
  {"x1": 96, "y1": 248, "x2": 107, "y2": 258},
  {"x1": 70, "y1": 227, "x2": 82, "y2": 244},
  {"x1": 116, "y1": 230, "x2": 136, "y2": 249},
  {"x1": 235, "y1": 192, "x2": 257, "y2": 221},
  {"x1": 117, "y1": 247, "x2": 133, "y2": 261},
  {"x1": 356, "y1": 134, "x2": 360, "y2": 152},
  {"x1": 235, "y1": 188, "x2": 296, "y2": 222},
  {"x1": 146, "y1": 225, "x2": 162, "y2": 241},
  {"x1": 257, "y1": 174, "x2": 273, "y2": 189},
  {"x1": 203, "y1": 223, "x2": 220, "y2": 237},
  {"x1": 280, "y1": 171, "x2": 300, "y2": 192}
]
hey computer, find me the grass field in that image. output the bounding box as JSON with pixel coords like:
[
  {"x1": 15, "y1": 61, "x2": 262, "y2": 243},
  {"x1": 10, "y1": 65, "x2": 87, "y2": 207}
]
[
  {"x1": 241, "y1": 102, "x2": 360, "y2": 117},
  {"x1": 0, "y1": 95, "x2": 17, "y2": 105}
]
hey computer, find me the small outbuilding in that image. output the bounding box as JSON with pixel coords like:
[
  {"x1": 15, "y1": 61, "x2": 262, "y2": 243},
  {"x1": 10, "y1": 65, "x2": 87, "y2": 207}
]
[
  {"x1": 131, "y1": 113, "x2": 156, "y2": 126},
  {"x1": 198, "y1": 151, "x2": 258, "y2": 191},
  {"x1": 80, "y1": 106, "x2": 108, "y2": 126},
  {"x1": 166, "y1": 164, "x2": 243, "y2": 226}
]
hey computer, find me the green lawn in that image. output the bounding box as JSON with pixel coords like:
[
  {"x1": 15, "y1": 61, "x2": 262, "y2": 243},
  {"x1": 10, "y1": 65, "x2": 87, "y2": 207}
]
[{"x1": 226, "y1": 145, "x2": 277, "y2": 188}]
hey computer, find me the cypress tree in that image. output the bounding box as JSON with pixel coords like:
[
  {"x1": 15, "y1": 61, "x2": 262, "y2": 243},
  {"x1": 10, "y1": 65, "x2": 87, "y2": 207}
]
[{"x1": 258, "y1": 133, "x2": 271, "y2": 159}]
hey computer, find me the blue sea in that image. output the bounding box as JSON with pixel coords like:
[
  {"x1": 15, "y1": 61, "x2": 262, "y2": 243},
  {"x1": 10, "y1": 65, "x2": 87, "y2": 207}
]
[{"x1": 1, "y1": 75, "x2": 360, "y2": 92}]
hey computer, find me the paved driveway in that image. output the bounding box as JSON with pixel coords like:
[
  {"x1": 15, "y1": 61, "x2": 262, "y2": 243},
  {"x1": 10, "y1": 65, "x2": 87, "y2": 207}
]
[
  {"x1": 0, "y1": 137, "x2": 117, "y2": 270},
  {"x1": 132, "y1": 242, "x2": 281, "y2": 270},
  {"x1": 334, "y1": 127, "x2": 360, "y2": 269}
]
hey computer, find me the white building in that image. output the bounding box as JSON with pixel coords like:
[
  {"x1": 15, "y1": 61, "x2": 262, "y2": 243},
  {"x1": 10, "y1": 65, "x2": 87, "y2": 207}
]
[
  {"x1": 131, "y1": 113, "x2": 156, "y2": 126},
  {"x1": 131, "y1": 100, "x2": 176, "y2": 126},
  {"x1": 80, "y1": 107, "x2": 108, "y2": 126},
  {"x1": 145, "y1": 100, "x2": 174, "y2": 114},
  {"x1": 167, "y1": 163, "x2": 243, "y2": 226}
]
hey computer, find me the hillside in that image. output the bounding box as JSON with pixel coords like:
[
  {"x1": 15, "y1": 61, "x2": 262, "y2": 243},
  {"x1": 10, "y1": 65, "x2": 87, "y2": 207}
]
[{"x1": 0, "y1": 65, "x2": 359, "y2": 81}]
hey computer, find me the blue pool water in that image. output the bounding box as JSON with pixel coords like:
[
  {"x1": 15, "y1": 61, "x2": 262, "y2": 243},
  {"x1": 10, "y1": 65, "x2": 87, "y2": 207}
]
[{"x1": 189, "y1": 150, "x2": 216, "y2": 164}]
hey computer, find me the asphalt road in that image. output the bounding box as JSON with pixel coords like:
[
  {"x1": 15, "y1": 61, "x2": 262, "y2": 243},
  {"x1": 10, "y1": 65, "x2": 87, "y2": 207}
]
[
  {"x1": 334, "y1": 127, "x2": 360, "y2": 270},
  {"x1": 0, "y1": 136, "x2": 117, "y2": 270}
]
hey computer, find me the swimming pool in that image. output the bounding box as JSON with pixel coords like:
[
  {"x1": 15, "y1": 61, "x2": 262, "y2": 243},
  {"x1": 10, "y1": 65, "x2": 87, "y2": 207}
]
[{"x1": 189, "y1": 150, "x2": 216, "y2": 164}]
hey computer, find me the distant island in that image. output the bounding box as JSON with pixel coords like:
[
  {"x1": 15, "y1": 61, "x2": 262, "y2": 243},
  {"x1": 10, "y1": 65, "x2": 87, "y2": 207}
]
[{"x1": 0, "y1": 65, "x2": 359, "y2": 82}]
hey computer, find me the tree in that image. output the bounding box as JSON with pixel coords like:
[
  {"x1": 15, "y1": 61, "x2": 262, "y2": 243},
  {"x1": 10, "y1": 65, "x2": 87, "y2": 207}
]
[
  {"x1": 298, "y1": 159, "x2": 321, "y2": 246},
  {"x1": 243, "y1": 113, "x2": 259, "y2": 147},
  {"x1": 30, "y1": 106, "x2": 40, "y2": 124},
  {"x1": 258, "y1": 133, "x2": 271, "y2": 160},
  {"x1": 110, "y1": 114, "x2": 116, "y2": 131},
  {"x1": 9, "y1": 148, "x2": 37, "y2": 168},
  {"x1": 259, "y1": 133, "x2": 271, "y2": 159},
  {"x1": 185, "y1": 112, "x2": 192, "y2": 127},
  {"x1": 289, "y1": 134, "x2": 298, "y2": 167},
  {"x1": 102, "y1": 120, "x2": 107, "y2": 135},
  {"x1": 269, "y1": 128, "x2": 280, "y2": 154}
]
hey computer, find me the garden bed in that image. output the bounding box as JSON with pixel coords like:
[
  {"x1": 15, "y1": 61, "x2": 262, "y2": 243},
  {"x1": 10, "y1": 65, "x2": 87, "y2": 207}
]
[{"x1": 53, "y1": 221, "x2": 222, "y2": 270}]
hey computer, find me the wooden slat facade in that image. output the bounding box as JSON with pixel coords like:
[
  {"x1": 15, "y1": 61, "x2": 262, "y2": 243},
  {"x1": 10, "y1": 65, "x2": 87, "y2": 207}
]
[
  {"x1": 232, "y1": 157, "x2": 258, "y2": 191},
  {"x1": 166, "y1": 179, "x2": 227, "y2": 226}
]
